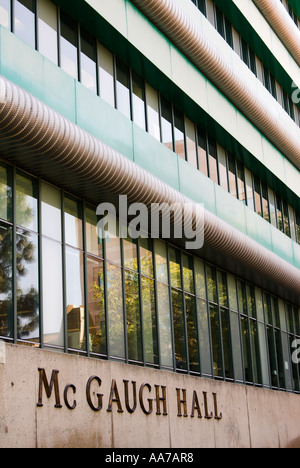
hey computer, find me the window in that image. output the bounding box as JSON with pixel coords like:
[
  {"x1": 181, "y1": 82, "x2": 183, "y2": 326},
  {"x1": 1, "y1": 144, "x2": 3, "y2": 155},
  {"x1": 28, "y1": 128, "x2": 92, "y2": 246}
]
[
  {"x1": 0, "y1": 0, "x2": 10, "y2": 28},
  {"x1": 228, "y1": 153, "x2": 237, "y2": 199},
  {"x1": 197, "y1": 128, "x2": 208, "y2": 177},
  {"x1": 154, "y1": 240, "x2": 173, "y2": 369},
  {"x1": 169, "y1": 247, "x2": 187, "y2": 371},
  {"x1": 16, "y1": 173, "x2": 39, "y2": 344},
  {"x1": 64, "y1": 196, "x2": 85, "y2": 352},
  {"x1": 116, "y1": 59, "x2": 131, "y2": 120},
  {"x1": 217, "y1": 145, "x2": 228, "y2": 192},
  {"x1": 0, "y1": 164, "x2": 12, "y2": 222},
  {"x1": 132, "y1": 72, "x2": 146, "y2": 131},
  {"x1": 185, "y1": 117, "x2": 197, "y2": 169},
  {"x1": 60, "y1": 11, "x2": 78, "y2": 80},
  {"x1": 80, "y1": 28, "x2": 97, "y2": 93},
  {"x1": 14, "y1": 0, "x2": 36, "y2": 48},
  {"x1": 160, "y1": 97, "x2": 173, "y2": 151},
  {"x1": 208, "y1": 137, "x2": 218, "y2": 184},
  {"x1": 98, "y1": 43, "x2": 115, "y2": 108},
  {"x1": 174, "y1": 108, "x2": 186, "y2": 160},
  {"x1": 140, "y1": 238, "x2": 158, "y2": 366},
  {"x1": 237, "y1": 162, "x2": 246, "y2": 204},
  {"x1": 41, "y1": 183, "x2": 63, "y2": 348},
  {"x1": 145, "y1": 84, "x2": 160, "y2": 141},
  {"x1": 253, "y1": 176, "x2": 262, "y2": 217},
  {"x1": 38, "y1": 0, "x2": 58, "y2": 64}
]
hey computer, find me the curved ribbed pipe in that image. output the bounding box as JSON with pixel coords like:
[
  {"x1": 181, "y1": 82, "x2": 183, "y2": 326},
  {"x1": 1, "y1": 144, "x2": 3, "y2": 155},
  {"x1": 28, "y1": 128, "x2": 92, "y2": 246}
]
[
  {"x1": 252, "y1": 0, "x2": 300, "y2": 67},
  {"x1": 130, "y1": 0, "x2": 300, "y2": 170},
  {"x1": 0, "y1": 75, "x2": 299, "y2": 295}
]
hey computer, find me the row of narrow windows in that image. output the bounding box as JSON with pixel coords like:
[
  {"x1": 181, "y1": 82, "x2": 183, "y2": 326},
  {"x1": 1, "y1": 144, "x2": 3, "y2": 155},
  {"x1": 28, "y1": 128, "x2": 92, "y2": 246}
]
[
  {"x1": 0, "y1": 0, "x2": 299, "y2": 244},
  {"x1": 0, "y1": 161, "x2": 300, "y2": 393},
  {"x1": 191, "y1": 0, "x2": 300, "y2": 126}
]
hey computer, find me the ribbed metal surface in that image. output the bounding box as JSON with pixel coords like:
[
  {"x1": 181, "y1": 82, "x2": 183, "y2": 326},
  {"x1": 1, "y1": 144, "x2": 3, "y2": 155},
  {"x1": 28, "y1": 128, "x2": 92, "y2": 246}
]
[
  {"x1": 0, "y1": 75, "x2": 299, "y2": 297},
  {"x1": 130, "y1": 0, "x2": 300, "y2": 170},
  {"x1": 252, "y1": 0, "x2": 300, "y2": 67}
]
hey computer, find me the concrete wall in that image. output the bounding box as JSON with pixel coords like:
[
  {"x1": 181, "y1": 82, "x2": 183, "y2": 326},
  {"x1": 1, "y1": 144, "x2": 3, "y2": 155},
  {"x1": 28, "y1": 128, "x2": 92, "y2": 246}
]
[{"x1": 0, "y1": 342, "x2": 299, "y2": 448}]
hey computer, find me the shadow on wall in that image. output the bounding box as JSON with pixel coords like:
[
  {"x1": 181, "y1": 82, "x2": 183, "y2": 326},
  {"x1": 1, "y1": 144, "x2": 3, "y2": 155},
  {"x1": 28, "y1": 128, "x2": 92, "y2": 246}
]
[{"x1": 287, "y1": 438, "x2": 300, "y2": 448}]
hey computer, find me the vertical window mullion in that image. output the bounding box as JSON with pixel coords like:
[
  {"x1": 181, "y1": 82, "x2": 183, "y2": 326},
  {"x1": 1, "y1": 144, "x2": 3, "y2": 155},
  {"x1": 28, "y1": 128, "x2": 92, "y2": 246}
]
[
  {"x1": 38, "y1": 178, "x2": 43, "y2": 348},
  {"x1": 12, "y1": 164, "x2": 17, "y2": 343}
]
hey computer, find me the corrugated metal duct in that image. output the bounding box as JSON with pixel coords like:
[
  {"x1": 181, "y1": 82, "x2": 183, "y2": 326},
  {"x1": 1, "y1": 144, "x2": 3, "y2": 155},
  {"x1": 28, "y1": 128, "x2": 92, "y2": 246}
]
[
  {"x1": 0, "y1": 75, "x2": 299, "y2": 302},
  {"x1": 130, "y1": 0, "x2": 300, "y2": 170},
  {"x1": 252, "y1": 0, "x2": 300, "y2": 67}
]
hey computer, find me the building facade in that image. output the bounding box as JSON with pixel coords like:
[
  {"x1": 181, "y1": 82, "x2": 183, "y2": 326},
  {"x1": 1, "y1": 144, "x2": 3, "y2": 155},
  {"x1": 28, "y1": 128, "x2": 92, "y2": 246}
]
[{"x1": 0, "y1": 0, "x2": 299, "y2": 448}]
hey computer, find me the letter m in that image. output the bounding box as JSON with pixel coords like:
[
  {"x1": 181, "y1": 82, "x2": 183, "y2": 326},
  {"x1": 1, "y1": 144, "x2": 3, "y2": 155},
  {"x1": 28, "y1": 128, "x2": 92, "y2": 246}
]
[{"x1": 37, "y1": 368, "x2": 62, "y2": 408}]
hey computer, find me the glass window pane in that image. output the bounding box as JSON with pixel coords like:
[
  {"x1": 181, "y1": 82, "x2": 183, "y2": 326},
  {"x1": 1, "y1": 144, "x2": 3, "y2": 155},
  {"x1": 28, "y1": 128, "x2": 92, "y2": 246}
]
[
  {"x1": 197, "y1": 298, "x2": 212, "y2": 376},
  {"x1": 66, "y1": 246, "x2": 85, "y2": 351},
  {"x1": 237, "y1": 280, "x2": 247, "y2": 315},
  {"x1": 227, "y1": 274, "x2": 238, "y2": 311},
  {"x1": 217, "y1": 270, "x2": 228, "y2": 308},
  {"x1": 174, "y1": 108, "x2": 185, "y2": 160},
  {"x1": 254, "y1": 176, "x2": 262, "y2": 217},
  {"x1": 16, "y1": 173, "x2": 38, "y2": 232},
  {"x1": 245, "y1": 168, "x2": 254, "y2": 211},
  {"x1": 42, "y1": 237, "x2": 63, "y2": 347},
  {"x1": 123, "y1": 236, "x2": 138, "y2": 271},
  {"x1": 222, "y1": 308, "x2": 233, "y2": 379},
  {"x1": 172, "y1": 288, "x2": 187, "y2": 370},
  {"x1": 0, "y1": 222, "x2": 13, "y2": 338},
  {"x1": 247, "y1": 284, "x2": 256, "y2": 318},
  {"x1": 276, "y1": 194, "x2": 283, "y2": 232},
  {"x1": 142, "y1": 276, "x2": 158, "y2": 365},
  {"x1": 80, "y1": 28, "x2": 97, "y2": 93},
  {"x1": 161, "y1": 97, "x2": 173, "y2": 151},
  {"x1": 185, "y1": 117, "x2": 197, "y2": 169},
  {"x1": 0, "y1": 164, "x2": 12, "y2": 222},
  {"x1": 146, "y1": 84, "x2": 160, "y2": 141},
  {"x1": 169, "y1": 247, "x2": 181, "y2": 289},
  {"x1": 41, "y1": 182, "x2": 61, "y2": 242},
  {"x1": 261, "y1": 183, "x2": 270, "y2": 223},
  {"x1": 182, "y1": 254, "x2": 194, "y2": 294},
  {"x1": 17, "y1": 229, "x2": 39, "y2": 343},
  {"x1": 185, "y1": 293, "x2": 199, "y2": 373},
  {"x1": 250, "y1": 319, "x2": 261, "y2": 384},
  {"x1": 88, "y1": 255, "x2": 106, "y2": 355},
  {"x1": 0, "y1": 0, "x2": 10, "y2": 28},
  {"x1": 98, "y1": 43, "x2": 115, "y2": 107},
  {"x1": 85, "y1": 206, "x2": 103, "y2": 258},
  {"x1": 38, "y1": 0, "x2": 58, "y2": 64},
  {"x1": 139, "y1": 238, "x2": 153, "y2": 278},
  {"x1": 64, "y1": 196, "x2": 83, "y2": 249},
  {"x1": 60, "y1": 12, "x2": 78, "y2": 79},
  {"x1": 208, "y1": 137, "x2": 218, "y2": 184},
  {"x1": 207, "y1": 264, "x2": 217, "y2": 304},
  {"x1": 157, "y1": 282, "x2": 173, "y2": 368},
  {"x1": 241, "y1": 316, "x2": 252, "y2": 382},
  {"x1": 230, "y1": 310, "x2": 244, "y2": 381},
  {"x1": 268, "y1": 188, "x2": 276, "y2": 227},
  {"x1": 132, "y1": 72, "x2": 146, "y2": 130},
  {"x1": 237, "y1": 162, "x2": 246, "y2": 204},
  {"x1": 217, "y1": 145, "x2": 228, "y2": 192},
  {"x1": 194, "y1": 258, "x2": 206, "y2": 300},
  {"x1": 125, "y1": 270, "x2": 142, "y2": 362},
  {"x1": 283, "y1": 201, "x2": 290, "y2": 237},
  {"x1": 197, "y1": 128, "x2": 208, "y2": 177},
  {"x1": 228, "y1": 153, "x2": 237, "y2": 198},
  {"x1": 107, "y1": 263, "x2": 125, "y2": 359},
  {"x1": 210, "y1": 304, "x2": 223, "y2": 377},
  {"x1": 104, "y1": 215, "x2": 121, "y2": 265},
  {"x1": 116, "y1": 59, "x2": 131, "y2": 119},
  {"x1": 14, "y1": 0, "x2": 35, "y2": 48},
  {"x1": 296, "y1": 212, "x2": 300, "y2": 244}
]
